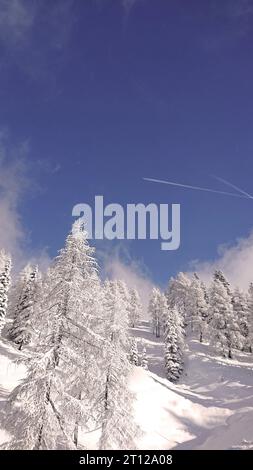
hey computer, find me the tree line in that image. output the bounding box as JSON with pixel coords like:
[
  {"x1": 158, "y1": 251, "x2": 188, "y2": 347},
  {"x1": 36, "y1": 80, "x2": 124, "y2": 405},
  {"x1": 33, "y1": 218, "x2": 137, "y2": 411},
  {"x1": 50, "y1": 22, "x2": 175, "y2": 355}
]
[{"x1": 148, "y1": 270, "x2": 253, "y2": 382}]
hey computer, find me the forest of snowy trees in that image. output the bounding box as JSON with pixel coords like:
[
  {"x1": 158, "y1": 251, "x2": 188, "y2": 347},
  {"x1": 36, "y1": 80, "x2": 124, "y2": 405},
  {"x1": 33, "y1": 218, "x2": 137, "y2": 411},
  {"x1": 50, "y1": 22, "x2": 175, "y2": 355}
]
[
  {"x1": 148, "y1": 270, "x2": 253, "y2": 382},
  {"x1": 1, "y1": 221, "x2": 253, "y2": 450}
]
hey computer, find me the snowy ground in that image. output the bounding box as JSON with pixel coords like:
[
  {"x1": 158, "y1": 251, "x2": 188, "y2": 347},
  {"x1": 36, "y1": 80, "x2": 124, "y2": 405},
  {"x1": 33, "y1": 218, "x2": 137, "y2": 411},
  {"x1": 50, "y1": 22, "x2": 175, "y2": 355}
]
[
  {"x1": 0, "y1": 321, "x2": 253, "y2": 450},
  {"x1": 130, "y1": 322, "x2": 253, "y2": 450}
]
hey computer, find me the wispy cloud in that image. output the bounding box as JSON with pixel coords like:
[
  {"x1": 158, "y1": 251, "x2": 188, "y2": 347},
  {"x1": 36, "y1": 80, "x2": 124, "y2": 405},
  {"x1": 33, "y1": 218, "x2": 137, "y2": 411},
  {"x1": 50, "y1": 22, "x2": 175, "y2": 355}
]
[
  {"x1": 0, "y1": 0, "x2": 75, "y2": 80},
  {"x1": 0, "y1": 0, "x2": 35, "y2": 46},
  {"x1": 191, "y1": 230, "x2": 253, "y2": 290},
  {"x1": 0, "y1": 129, "x2": 50, "y2": 271}
]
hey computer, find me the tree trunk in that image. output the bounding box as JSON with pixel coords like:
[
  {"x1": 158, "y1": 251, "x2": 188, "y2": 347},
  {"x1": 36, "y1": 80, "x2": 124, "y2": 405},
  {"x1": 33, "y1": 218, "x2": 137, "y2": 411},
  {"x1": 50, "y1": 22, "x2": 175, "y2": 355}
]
[
  {"x1": 34, "y1": 379, "x2": 51, "y2": 449},
  {"x1": 73, "y1": 391, "x2": 82, "y2": 448}
]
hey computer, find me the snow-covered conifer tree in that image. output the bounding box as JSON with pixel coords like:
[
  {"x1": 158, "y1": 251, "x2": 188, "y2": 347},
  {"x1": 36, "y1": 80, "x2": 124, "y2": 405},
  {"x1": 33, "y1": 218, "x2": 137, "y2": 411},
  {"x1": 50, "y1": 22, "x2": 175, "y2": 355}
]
[
  {"x1": 187, "y1": 275, "x2": 208, "y2": 342},
  {"x1": 247, "y1": 283, "x2": 253, "y2": 352},
  {"x1": 164, "y1": 306, "x2": 184, "y2": 382},
  {"x1": 9, "y1": 266, "x2": 41, "y2": 350},
  {"x1": 158, "y1": 292, "x2": 169, "y2": 333},
  {"x1": 148, "y1": 287, "x2": 161, "y2": 337},
  {"x1": 7, "y1": 264, "x2": 33, "y2": 321},
  {"x1": 99, "y1": 281, "x2": 139, "y2": 450},
  {"x1": 4, "y1": 222, "x2": 105, "y2": 449},
  {"x1": 149, "y1": 288, "x2": 168, "y2": 337},
  {"x1": 209, "y1": 274, "x2": 242, "y2": 358},
  {"x1": 130, "y1": 337, "x2": 139, "y2": 366},
  {"x1": 140, "y1": 344, "x2": 148, "y2": 370},
  {"x1": 128, "y1": 288, "x2": 142, "y2": 328},
  {"x1": 166, "y1": 272, "x2": 191, "y2": 321},
  {"x1": 232, "y1": 288, "x2": 249, "y2": 351},
  {"x1": 214, "y1": 270, "x2": 232, "y2": 297},
  {"x1": 0, "y1": 250, "x2": 11, "y2": 333}
]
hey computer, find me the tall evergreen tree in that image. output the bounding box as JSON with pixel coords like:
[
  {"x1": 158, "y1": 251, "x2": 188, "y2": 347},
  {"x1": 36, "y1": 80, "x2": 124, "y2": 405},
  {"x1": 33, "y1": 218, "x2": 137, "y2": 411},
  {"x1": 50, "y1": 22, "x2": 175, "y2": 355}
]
[
  {"x1": 128, "y1": 288, "x2": 142, "y2": 328},
  {"x1": 129, "y1": 337, "x2": 139, "y2": 366},
  {"x1": 232, "y1": 288, "x2": 249, "y2": 351},
  {"x1": 166, "y1": 272, "x2": 191, "y2": 322},
  {"x1": 0, "y1": 250, "x2": 11, "y2": 333},
  {"x1": 99, "y1": 281, "x2": 139, "y2": 450},
  {"x1": 214, "y1": 270, "x2": 232, "y2": 297},
  {"x1": 140, "y1": 344, "x2": 148, "y2": 370},
  {"x1": 164, "y1": 306, "x2": 184, "y2": 382},
  {"x1": 4, "y1": 222, "x2": 105, "y2": 449},
  {"x1": 188, "y1": 275, "x2": 208, "y2": 342},
  {"x1": 209, "y1": 274, "x2": 242, "y2": 358},
  {"x1": 9, "y1": 266, "x2": 41, "y2": 350},
  {"x1": 247, "y1": 283, "x2": 253, "y2": 353},
  {"x1": 8, "y1": 264, "x2": 33, "y2": 321},
  {"x1": 148, "y1": 287, "x2": 162, "y2": 337},
  {"x1": 158, "y1": 292, "x2": 169, "y2": 333}
]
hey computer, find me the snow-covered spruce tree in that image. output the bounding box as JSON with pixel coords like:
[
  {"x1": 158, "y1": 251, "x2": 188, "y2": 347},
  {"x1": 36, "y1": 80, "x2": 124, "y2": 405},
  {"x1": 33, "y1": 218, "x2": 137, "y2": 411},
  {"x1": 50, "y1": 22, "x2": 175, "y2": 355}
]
[
  {"x1": 0, "y1": 250, "x2": 11, "y2": 333},
  {"x1": 149, "y1": 288, "x2": 169, "y2": 337},
  {"x1": 247, "y1": 283, "x2": 253, "y2": 353},
  {"x1": 99, "y1": 281, "x2": 139, "y2": 450},
  {"x1": 9, "y1": 266, "x2": 41, "y2": 350},
  {"x1": 140, "y1": 344, "x2": 148, "y2": 370},
  {"x1": 7, "y1": 264, "x2": 33, "y2": 321},
  {"x1": 3, "y1": 222, "x2": 105, "y2": 449},
  {"x1": 187, "y1": 274, "x2": 208, "y2": 342},
  {"x1": 166, "y1": 272, "x2": 191, "y2": 323},
  {"x1": 164, "y1": 306, "x2": 184, "y2": 382},
  {"x1": 128, "y1": 288, "x2": 142, "y2": 328},
  {"x1": 201, "y1": 279, "x2": 209, "y2": 306},
  {"x1": 148, "y1": 287, "x2": 162, "y2": 337},
  {"x1": 129, "y1": 337, "x2": 139, "y2": 366},
  {"x1": 232, "y1": 288, "x2": 249, "y2": 351},
  {"x1": 206, "y1": 270, "x2": 232, "y2": 326},
  {"x1": 214, "y1": 270, "x2": 232, "y2": 297},
  {"x1": 209, "y1": 274, "x2": 242, "y2": 358},
  {"x1": 158, "y1": 291, "x2": 169, "y2": 333}
]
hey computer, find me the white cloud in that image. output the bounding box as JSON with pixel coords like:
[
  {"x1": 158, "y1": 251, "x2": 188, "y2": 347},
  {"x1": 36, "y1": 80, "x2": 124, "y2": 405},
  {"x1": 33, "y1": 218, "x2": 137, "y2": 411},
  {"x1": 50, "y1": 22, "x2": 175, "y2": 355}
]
[
  {"x1": 0, "y1": 130, "x2": 50, "y2": 272},
  {"x1": 191, "y1": 230, "x2": 253, "y2": 290}
]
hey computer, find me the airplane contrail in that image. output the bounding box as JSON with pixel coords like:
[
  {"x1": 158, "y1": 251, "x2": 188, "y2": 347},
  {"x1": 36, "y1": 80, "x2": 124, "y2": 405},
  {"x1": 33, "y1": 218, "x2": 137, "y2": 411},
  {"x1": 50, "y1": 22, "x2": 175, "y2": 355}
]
[
  {"x1": 211, "y1": 175, "x2": 253, "y2": 199},
  {"x1": 143, "y1": 177, "x2": 253, "y2": 199}
]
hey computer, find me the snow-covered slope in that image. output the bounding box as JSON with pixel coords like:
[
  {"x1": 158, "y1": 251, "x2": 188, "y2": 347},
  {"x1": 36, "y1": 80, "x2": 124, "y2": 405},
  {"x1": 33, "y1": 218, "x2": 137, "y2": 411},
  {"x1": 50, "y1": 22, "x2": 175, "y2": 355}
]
[
  {"x1": 131, "y1": 322, "x2": 253, "y2": 450},
  {"x1": 0, "y1": 322, "x2": 253, "y2": 450},
  {"x1": 0, "y1": 339, "x2": 26, "y2": 446}
]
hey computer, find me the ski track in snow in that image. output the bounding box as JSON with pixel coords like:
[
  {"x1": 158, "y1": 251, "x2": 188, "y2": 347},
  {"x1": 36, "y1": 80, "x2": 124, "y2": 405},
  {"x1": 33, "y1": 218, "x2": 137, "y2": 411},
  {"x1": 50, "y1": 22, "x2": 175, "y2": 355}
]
[{"x1": 0, "y1": 321, "x2": 253, "y2": 450}]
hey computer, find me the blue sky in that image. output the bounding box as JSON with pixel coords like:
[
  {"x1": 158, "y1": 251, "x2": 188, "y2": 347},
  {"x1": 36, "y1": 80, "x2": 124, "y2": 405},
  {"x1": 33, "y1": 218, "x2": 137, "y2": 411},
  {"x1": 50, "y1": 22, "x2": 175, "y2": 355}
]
[{"x1": 1, "y1": 0, "x2": 253, "y2": 289}]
